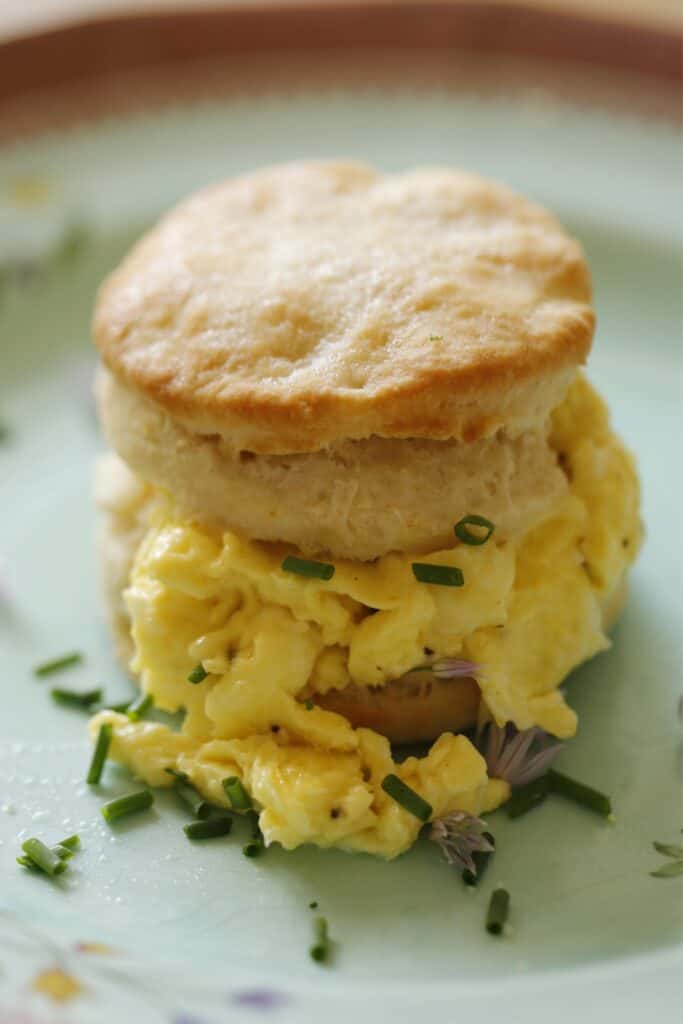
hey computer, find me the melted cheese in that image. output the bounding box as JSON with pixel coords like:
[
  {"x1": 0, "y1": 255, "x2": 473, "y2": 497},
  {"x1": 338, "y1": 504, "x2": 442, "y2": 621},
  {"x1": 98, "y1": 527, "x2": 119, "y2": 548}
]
[{"x1": 90, "y1": 375, "x2": 640, "y2": 858}]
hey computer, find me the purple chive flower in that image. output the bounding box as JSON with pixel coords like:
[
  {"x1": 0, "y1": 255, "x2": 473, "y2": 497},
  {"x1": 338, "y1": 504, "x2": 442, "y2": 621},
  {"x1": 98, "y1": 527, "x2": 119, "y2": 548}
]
[
  {"x1": 231, "y1": 989, "x2": 289, "y2": 1011},
  {"x1": 430, "y1": 811, "x2": 494, "y2": 874},
  {"x1": 477, "y1": 720, "x2": 563, "y2": 789},
  {"x1": 430, "y1": 658, "x2": 481, "y2": 680}
]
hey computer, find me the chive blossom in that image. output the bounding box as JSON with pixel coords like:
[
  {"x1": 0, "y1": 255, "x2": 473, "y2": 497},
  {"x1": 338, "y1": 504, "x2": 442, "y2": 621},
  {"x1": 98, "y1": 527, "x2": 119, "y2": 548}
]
[
  {"x1": 188, "y1": 664, "x2": 208, "y2": 684},
  {"x1": 282, "y1": 556, "x2": 335, "y2": 581},
  {"x1": 411, "y1": 563, "x2": 464, "y2": 587},
  {"x1": 462, "y1": 832, "x2": 496, "y2": 886},
  {"x1": 381, "y1": 774, "x2": 432, "y2": 822},
  {"x1": 454, "y1": 514, "x2": 495, "y2": 546},
  {"x1": 223, "y1": 776, "x2": 252, "y2": 811},
  {"x1": 21, "y1": 838, "x2": 67, "y2": 877},
  {"x1": 184, "y1": 816, "x2": 233, "y2": 840},
  {"x1": 310, "y1": 916, "x2": 331, "y2": 963},
  {"x1": 86, "y1": 723, "x2": 112, "y2": 785},
  {"x1": 486, "y1": 888, "x2": 510, "y2": 935},
  {"x1": 126, "y1": 692, "x2": 153, "y2": 721},
  {"x1": 548, "y1": 770, "x2": 612, "y2": 818},
  {"x1": 34, "y1": 652, "x2": 83, "y2": 677},
  {"x1": 50, "y1": 686, "x2": 102, "y2": 710},
  {"x1": 101, "y1": 789, "x2": 154, "y2": 824}
]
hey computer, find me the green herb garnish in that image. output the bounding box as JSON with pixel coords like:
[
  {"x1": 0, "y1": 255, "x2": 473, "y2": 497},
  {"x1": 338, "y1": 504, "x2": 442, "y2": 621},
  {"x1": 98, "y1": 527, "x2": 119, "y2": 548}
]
[
  {"x1": 243, "y1": 812, "x2": 265, "y2": 857},
  {"x1": 223, "y1": 776, "x2": 252, "y2": 811},
  {"x1": 304, "y1": 698, "x2": 314, "y2": 710},
  {"x1": 17, "y1": 833, "x2": 81, "y2": 873},
  {"x1": 381, "y1": 774, "x2": 432, "y2": 822},
  {"x1": 86, "y1": 723, "x2": 112, "y2": 785},
  {"x1": 506, "y1": 775, "x2": 551, "y2": 819},
  {"x1": 548, "y1": 769, "x2": 612, "y2": 818},
  {"x1": 411, "y1": 563, "x2": 464, "y2": 587},
  {"x1": 310, "y1": 916, "x2": 331, "y2": 963},
  {"x1": 173, "y1": 777, "x2": 215, "y2": 819},
  {"x1": 650, "y1": 839, "x2": 683, "y2": 878},
  {"x1": 454, "y1": 514, "x2": 495, "y2": 546},
  {"x1": 486, "y1": 888, "x2": 510, "y2": 935},
  {"x1": 184, "y1": 816, "x2": 233, "y2": 840},
  {"x1": 282, "y1": 556, "x2": 335, "y2": 581},
  {"x1": 187, "y1": 664, "x2": 209, "y2": 684},
  {"x1": 20, "y1": 838, "x2": 67, "y2": 877},
  {"x1": 50, "y1": 686, "x2": 102, "y2": 710},
  {"x1": 34, "y1": 652, "x2": 83, "y2": 677},
  {"x1": 58, "y1": 834, "x2": 80, "y2": 851},
  {"x1": 101, "y1": 789, "x2": 153, "y2": 824},
  {"x1": 462, "y1": 832, "x2": 496, "y2": 886},
  {"x1": 106, "y1": 700, "x2": 133, "y2": 713},
  {"x1": 53, "y1": 220, "x2": 89, "y2": 264},
  {"x1": 651, "y1": 861, "x2": 683, "y2": 879},
  {"x1": 126, "y1": 692, "x2": 153, "y2": 721}
]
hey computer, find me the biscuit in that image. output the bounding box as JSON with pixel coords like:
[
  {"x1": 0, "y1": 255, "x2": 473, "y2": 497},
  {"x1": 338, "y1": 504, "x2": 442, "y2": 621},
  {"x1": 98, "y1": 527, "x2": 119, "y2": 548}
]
[
  {"x1": 94, "y1": 161, "x2": 593, "y2": 455},
  {"x1": 98, "y1": 368, "x2": 568, "y2": 560}
]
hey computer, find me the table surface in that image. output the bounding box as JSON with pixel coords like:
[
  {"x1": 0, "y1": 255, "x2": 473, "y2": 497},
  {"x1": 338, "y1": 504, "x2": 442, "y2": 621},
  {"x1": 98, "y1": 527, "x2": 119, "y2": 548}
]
[{"x1": 0, "y1": 0, "x2": 680, "y2": 44}]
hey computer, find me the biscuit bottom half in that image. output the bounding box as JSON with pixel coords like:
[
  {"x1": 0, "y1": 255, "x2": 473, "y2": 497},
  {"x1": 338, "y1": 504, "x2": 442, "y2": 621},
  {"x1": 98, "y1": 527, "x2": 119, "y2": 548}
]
[{"x1": 90, "y1": 376, "x2": 640, "y2": 858}]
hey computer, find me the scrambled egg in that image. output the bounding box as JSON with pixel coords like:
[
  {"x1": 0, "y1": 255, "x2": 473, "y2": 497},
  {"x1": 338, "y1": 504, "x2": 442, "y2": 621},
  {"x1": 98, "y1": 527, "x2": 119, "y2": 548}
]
[{"x1": 91, "y1": 376, "x2": 640, "y2": 858}]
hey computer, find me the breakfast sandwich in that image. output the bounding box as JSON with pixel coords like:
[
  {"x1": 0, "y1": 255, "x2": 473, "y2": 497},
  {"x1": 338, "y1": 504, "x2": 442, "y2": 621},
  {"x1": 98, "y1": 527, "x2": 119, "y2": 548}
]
[{"x1": 90, "y1": 161, "x2": 640, "y2": 858}]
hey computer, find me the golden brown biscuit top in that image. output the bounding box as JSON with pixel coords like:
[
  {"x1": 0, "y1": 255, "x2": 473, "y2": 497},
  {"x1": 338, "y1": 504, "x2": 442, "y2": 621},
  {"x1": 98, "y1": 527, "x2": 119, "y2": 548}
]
[{"x1": 94, "y1": 160, "x2": 594, "y2": 454}]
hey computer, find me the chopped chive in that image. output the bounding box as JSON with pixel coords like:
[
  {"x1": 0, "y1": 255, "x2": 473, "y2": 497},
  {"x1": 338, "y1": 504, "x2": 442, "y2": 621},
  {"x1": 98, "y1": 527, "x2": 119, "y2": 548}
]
[
  {"x1": 53, "y1": 844, "x2": 75, "y2": 861},
  {"x1": 21, "y1": 838, "x2": 67, "y2": 877},
  {"x1": 411, "y1": 563, "x2": 464, "y2": 587},
  {"x1": 304, "y1": 698, "x2": 314, "y2": 710},
  {"x1": 101, "y1": 789, "x2": 154, "y2": 824},
  {"x1": 282, "y1": 556, "x2": 335, "y2": 581},
  {"x1": 486, "y1": 888, "x2": 510, "y2": 935},
  {"x1": 50, "y1": 686, "x2": 102, "y2": 710},
  {"x1": 34, "y1": 652, "x2": 83, "y2": 677},
  {"x1": 650, "y1": 861, "x2": 683, "y2": 879},
  {"x1": 222, "y1": 776, "x2": 252, "y2": 811},
  {"x1": 506, "y1": 775, "x2": 551, "y2": 819},
  {"x1": 188, "y1": 664, "x2": 208, "y2": 684},
  {"x1": 454, "y1": 514, "x2": 495, "y2": 546},
  {"x1": 381, "y1": 774, "x2": 432, "y2": 822},
  {"x1": 173, "y1": 779, "x2": 215, "y2": 819},
  {"x1": 548, "y1": 770, "x2": 612, "y2": 818},
  {"x1": 183, "y1": 815, "x2": 233, "y2": 840},
  {"x1": 309, "y1": 901, "x2": 318, "y2": 909},
  {"x1": 243, "y1": 812, "x2": 265, "y2": 857},
  {"x1": 87, "y1": 723, "x2": 113, "y2": 785},
  {"x1": 17, "y1": 855, "x2": 38, "y2": 870},
  {"x1": 462, "y1": 832, "x2": 496, "y2": 886},
  {"x1": 310, "y1": 916, "x2": 331, "y2": 963},
  {"x1": 58, "y1": 833, "x2": 80, "y2": 851},
  {"x1": 53, "y1": 220, "x2": 89, "y2": 264},
  {"x1": 126, "y1": 691, "x2": 153, "y2": 721},
  {"x1": 106, "y1": 700, "x2": 132, "y2": 714},
  {"x1": 653, "y1": 841, "x2": 683, "y2": 859}
]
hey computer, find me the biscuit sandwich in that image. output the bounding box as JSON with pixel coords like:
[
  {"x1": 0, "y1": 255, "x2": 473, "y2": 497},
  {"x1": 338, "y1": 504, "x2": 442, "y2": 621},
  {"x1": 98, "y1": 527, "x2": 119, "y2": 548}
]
[{"x1": 90, "y1": 161, "x2": 640, "y2": 858}]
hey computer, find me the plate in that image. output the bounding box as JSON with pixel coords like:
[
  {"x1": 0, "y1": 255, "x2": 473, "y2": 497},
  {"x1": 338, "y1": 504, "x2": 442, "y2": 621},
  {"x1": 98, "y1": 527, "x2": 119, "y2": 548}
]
[{"x1": 0, "y1": 12, "x2": 682, "y2": 1022}]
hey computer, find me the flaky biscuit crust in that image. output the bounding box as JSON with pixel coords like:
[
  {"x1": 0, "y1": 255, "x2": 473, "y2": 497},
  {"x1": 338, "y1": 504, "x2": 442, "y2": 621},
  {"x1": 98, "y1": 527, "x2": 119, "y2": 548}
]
[{"x1": 94, "y1": 161, "x2": 594, "y2": 454}]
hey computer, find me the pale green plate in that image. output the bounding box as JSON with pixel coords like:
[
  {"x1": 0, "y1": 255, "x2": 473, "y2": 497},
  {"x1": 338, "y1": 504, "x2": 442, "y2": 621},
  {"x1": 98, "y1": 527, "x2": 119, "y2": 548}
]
[{"x1": 0, "y1": 83, "x2": 681, "y2": 1022}]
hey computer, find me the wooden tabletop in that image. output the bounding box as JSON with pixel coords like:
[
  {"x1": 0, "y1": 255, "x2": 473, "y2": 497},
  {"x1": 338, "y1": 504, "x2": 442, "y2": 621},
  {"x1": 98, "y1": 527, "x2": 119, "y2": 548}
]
[{"x1": 1, "y1": 0, "x2": 681, "y2": 43}]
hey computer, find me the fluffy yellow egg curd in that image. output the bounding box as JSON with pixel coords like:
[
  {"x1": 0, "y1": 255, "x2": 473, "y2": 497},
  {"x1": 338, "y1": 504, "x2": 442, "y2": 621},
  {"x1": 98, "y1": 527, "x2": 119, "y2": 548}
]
[{"x1": 90, "y1": 377, "x2": 640, "y2": 859}]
